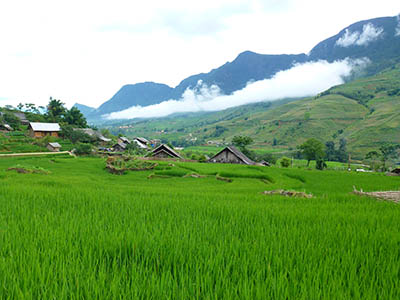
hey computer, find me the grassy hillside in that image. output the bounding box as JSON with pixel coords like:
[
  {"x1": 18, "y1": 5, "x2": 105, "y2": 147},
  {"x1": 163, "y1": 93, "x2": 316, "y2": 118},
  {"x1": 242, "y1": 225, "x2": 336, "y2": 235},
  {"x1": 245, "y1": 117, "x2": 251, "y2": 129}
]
[
  {"x1": 0, "y1": 156, "x2": 400, "y2": 298},
  {"x1": 110, "y1": 64, "x2": 400, "y2": 159}
]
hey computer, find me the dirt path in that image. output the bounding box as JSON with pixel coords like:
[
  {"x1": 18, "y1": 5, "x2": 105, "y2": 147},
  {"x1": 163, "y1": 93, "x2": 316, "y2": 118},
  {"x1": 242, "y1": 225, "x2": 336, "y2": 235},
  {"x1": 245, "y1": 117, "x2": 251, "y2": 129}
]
[{"x1": 0, "y1": 151, "x2": 73, "y2": 157}]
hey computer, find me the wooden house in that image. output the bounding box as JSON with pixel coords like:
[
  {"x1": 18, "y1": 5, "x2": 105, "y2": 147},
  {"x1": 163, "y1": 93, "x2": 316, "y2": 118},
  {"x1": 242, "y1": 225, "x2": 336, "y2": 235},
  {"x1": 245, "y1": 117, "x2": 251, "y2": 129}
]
[
  {"x1": 13, "y1": 112, "x2": 29, "y2": 125},
  {"x1": 151, "y1": 144, "x2": 182, "y2": 159},
  {"x1": 74, "y1": 128, "x2": 112, "y2": 145},
  {"x1": 133, "y1": 138, "x2": 149, "y2": 149},
  {"x1": 113, "y1": 141, "x2": 127, "y2": 152},
  {"x1": 28, "y1": 122, "x2": 61, "y2": 138},
  {"x1": 0, "y1": 124, "x2": 13, "y2": 131},
  {"x1": 47, "y1": 142, "x2": 61, "y2": 152},
  {"x1": 118, "y1": 136, "x2": 131, "y2": 144},
  {"x1": 208, "y1": 146, "x2": 255, "y2": 165}
]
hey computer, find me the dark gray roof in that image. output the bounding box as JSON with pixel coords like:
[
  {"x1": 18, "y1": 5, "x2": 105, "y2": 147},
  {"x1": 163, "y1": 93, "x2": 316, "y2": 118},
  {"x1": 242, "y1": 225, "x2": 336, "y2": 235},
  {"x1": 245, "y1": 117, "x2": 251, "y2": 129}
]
[
  {"x1": 113, "y1": 141, "x2": 127, "y2": 150},
  {"x1": 210, "y1": 146, "x2": 255, "y2": 165},
  {"x1": 74, "y1": 128, "x2": 111, "y2": 142},
  {"x1": 152, "y1": 144, "x2": 182, "y2": 159}
]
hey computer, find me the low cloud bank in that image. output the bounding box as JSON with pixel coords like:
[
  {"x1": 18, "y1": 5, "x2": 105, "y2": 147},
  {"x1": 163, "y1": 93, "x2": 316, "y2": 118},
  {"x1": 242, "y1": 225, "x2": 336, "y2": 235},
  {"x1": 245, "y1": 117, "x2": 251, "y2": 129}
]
[
  {"x1": 336, "y1": 23, "x2": 383, "y2": 47},
  {"x1": 105, "y1": 59, "x2": 367, "y2": 120},
  {"x1": 396, "y1": 14, "x2": 400, "y2": 36}
]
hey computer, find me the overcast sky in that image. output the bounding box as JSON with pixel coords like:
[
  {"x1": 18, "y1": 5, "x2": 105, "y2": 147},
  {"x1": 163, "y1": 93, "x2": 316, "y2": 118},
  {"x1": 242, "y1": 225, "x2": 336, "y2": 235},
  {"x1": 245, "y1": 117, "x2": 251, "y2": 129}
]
[{"x1": 0, "y1": 0, "x2": 398, "y2": 108}]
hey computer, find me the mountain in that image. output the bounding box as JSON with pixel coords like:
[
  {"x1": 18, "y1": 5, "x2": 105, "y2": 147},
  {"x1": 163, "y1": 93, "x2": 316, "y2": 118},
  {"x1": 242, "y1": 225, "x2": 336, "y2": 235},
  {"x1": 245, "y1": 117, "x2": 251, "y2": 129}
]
[
  {"x1": 79, "y1": 15, "x2": 400, "y2": 120},
  {"x1": 93, "y1": 82, "x2": 175, "y2": 117},
  {"x1": 73, "y1": 103, "x2": 95, "y2": 116},
  {"x1": 109, "y1": 63, "x2": 400, "y2": 159}
]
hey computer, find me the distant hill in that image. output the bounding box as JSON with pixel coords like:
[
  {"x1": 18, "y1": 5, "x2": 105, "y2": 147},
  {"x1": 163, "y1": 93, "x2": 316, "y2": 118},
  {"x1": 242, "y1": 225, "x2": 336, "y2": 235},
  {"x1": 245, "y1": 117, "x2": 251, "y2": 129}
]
[
  {"x1": 73, "y1": 103, "x2": 95, "y2": 116},
  {"x1": 109, "y1": 64, "x2": 400, "y2": 159},
  {"x1": 78, "y1": 15, "x2": 400, "y2": 121}
]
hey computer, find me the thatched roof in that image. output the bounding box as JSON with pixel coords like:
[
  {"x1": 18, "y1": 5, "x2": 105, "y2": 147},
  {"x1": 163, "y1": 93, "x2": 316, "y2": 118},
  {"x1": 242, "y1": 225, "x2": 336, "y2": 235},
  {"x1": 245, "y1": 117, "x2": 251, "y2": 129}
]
[
  {"x1": 152, "y1": 144, "x2": 182, "y2": 159},
  {"x1": 29, "y1": 122, "x2": 60, "y2": 132},
  {"x1": 209, "y1": 146, "x2": 255, "y2": 165},
  {"x1": 135, "y1": 137, "x2": 149, "y2": 145}
]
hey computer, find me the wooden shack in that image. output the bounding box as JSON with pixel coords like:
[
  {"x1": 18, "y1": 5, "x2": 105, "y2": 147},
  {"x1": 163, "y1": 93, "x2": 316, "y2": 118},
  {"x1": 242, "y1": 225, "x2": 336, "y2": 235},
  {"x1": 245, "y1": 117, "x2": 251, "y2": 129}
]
[
  {"x1": 113, "y1": 142, "x2": 127, "y2": 152},
  {"x1": 28, "y1": 122, "x2": 61, "y2": 138},
  {"x1": 151, "y1": 144, "x2": 182, "y2": 159},
  {"x1": 47, "y1": 142, "x2": 61, "y2": 152},
  {"x1": 208, "y1": 146, "x2": 255, "y2": 165}
]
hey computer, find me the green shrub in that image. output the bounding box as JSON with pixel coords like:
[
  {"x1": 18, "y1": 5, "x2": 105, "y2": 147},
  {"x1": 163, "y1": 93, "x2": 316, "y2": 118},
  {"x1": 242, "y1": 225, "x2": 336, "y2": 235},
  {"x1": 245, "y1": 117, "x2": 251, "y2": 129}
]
[
  {"x1": 74, "y1": 143, "x2": 92, "y2": 155},
  {"x1": 280, "y1": 157, "x2": 291, "y2": 168}
]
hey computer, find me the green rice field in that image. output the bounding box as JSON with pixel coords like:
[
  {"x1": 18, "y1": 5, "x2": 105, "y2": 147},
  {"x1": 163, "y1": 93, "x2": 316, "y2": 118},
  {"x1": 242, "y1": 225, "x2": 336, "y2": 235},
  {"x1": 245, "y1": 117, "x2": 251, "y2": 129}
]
[{"x1": 0, "y1": 155, "x2": 399, "y2": 299}]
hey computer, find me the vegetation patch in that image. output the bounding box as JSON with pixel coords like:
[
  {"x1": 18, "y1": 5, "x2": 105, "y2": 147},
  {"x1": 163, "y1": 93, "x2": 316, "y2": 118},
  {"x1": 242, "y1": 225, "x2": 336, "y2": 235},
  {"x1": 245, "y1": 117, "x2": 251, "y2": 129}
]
[
  {"x1": 106, "y1": 156, "x2": 158, "y2": 175},
  {"x1": 283, "y1": 173, "x2": 306, "y2": 183},
  {"x1": 7, "y1": 164, "x2": 51, "y2": 175},
  {"x1": 262, "y1": 189, "x2": 313, "y2": 198},
  {"x1": 218, "y1": 171, "x2": 275, "y2": 183}
]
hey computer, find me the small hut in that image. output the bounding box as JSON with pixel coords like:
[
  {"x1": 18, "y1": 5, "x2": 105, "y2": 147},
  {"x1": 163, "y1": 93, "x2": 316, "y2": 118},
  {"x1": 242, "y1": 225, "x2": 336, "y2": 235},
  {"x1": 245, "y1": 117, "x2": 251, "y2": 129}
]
[
  {"x1": 13, "y1": 112, "x2": 29, "y2": 125},
  {"x1": 0, "y1": 124, "x2": 13, "y2": 131},
  {"x1": 47, "y1": 142, "x2": 61, "y2": 152},
  {"x1": 151, "y1": 144, "x2": 182, "y2": 159},
  {"x1": 388, "y1": 168, "x2": 400, "y2": 176},
  {"x1": 118, "y1": 136, "x2": 131, "y2": 144},
  {"x1": 208, "y1": 146, "x2": 255, "y2": 165},
  {"x1": 28, "y1": 122, "x2": 61, "y2": 138}
]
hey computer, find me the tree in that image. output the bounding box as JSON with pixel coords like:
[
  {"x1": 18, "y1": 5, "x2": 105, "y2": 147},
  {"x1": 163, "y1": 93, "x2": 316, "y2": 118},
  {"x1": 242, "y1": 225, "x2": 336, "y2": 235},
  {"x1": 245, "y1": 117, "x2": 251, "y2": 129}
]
[
  {"x1": 46, "y1": 97, "x2": 66, "y2": 122},
  {"x1": 232, "y1": 136, "x2": 253, "y2": 149},
  {"x1": 325, "y1": 141, "x2": 336, "y2": 161},
  {"x1": 298, "y1": 138, "x2": 325, "y2": 166},
  {"x1": 3, "y1": 112, "x2": 21, "y2": 130},
  {"x1": 337, "y1": 138, "x2": 348, "y2": 162},
  {"x1": 64, "y1": 107, "x2": 87, "y2": 127},
  {"x1": 365, "y1": 144, "x2": 399, "y2": 171}
]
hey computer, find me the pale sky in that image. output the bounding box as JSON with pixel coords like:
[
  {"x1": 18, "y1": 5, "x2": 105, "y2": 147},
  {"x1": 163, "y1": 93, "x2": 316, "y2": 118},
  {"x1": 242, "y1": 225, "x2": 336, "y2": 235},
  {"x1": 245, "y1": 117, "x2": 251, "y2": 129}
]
[{"x1": 0, "y1": 0, "x2": 399, "y2": 108}]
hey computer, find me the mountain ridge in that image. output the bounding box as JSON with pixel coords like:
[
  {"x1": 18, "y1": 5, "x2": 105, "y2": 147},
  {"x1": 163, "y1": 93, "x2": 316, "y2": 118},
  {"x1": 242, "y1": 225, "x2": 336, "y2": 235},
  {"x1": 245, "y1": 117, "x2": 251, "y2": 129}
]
[{"x1": 79, "y1": 15, "x2": 400, "y2": 120}]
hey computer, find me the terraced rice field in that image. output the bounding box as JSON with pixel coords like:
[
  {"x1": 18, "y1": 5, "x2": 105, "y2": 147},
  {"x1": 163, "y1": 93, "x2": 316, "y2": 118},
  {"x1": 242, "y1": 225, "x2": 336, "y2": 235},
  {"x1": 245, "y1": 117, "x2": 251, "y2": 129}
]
[{"x1": 0, "y1": 155, "x2": 399, "y2": 299}]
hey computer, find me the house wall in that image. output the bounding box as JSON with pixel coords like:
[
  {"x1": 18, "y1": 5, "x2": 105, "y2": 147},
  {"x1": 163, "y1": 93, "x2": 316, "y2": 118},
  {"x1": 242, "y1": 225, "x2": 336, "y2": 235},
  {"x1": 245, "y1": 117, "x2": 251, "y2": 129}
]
[
  {"x1": 153, "y1": 151, "x2": 172, "y2": 159},
  {"x1": 211, "y1": 149, "x2": 244, "y2": 164},
  {"x1": 30, "y1": 130, "x2": 59, "y2": 138},
  {"x1": 47, "y1": 145, "x2": 60, "y2": 152}
]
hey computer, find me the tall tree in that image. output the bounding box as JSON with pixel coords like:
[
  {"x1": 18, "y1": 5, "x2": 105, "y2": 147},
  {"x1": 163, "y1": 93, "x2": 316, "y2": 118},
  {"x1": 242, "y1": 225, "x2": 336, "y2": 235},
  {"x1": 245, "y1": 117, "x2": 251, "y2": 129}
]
[
  {"x1": 298, "y1": 138, "x2": 325, "y2": 166},
  {"x1": 65, "y1": 107, "x2": 87, "y2": 128},
  {"x1": 46, "y1": 97, "x2": 66, "y2": 122}
]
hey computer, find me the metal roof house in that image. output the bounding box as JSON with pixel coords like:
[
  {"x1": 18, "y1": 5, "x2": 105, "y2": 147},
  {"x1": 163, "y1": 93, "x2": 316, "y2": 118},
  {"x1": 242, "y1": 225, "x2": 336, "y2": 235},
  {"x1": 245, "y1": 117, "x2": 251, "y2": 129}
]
[
  {"x1": 151, "y1": 144, "x2": 182, "y2": 159},
  {"x1": 47, "y1": 142, "x2": 61, "y2": 152},
  {"x1": 28, "y1": 122, "x2": 61, "y2": 138},
  {"x1": 208, "y1": 146, "x2": 255, "y2": 165}
]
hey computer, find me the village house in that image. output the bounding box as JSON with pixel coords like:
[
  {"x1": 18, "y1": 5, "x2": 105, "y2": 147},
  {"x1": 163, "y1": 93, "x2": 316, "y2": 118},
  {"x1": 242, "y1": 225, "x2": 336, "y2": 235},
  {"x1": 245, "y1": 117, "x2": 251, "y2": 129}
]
[
  {"x1": 118, "y1": 136, "x2": 131, "y2": 144},
  {"x1": 13, "y1": 112, "x2": 29, "y2": 125},
  {"x1": 0, "y1": 124, "x2": 13, "y2": 131},
  {"x1": 74, "y1": 128, "x2": 112, "y2": 145},
  {"x1": 47, "y1": 142, "x2": 61, "y2": 152},
  {"x1": 151, "y1": 144, "x2": 182, "y2": 159},
  {"x1": 208, "y1": 146, "x2": 255, "y2": 165},
  {"x1": 133, "y1": 138, "x2": 149, "y2": 149},
  {"x1": 28, "y1": 122, "x2": 61, "y2": 138},
  {"x1": 113, "y1": 141, "x2": 127, "y2": 152}
]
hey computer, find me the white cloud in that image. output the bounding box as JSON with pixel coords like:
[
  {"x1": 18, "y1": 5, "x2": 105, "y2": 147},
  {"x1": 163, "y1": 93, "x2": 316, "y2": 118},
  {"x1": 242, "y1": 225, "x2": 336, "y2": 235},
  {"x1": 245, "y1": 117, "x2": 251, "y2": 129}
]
[
  {"x1": 0, "y1": 1, "x2": 398, "y2": 108},
  {"x1": 396, "y1": 14, "x2": 400, "y2": 36},
  {"x1": 336, "y1": 23, "x2": 383, "y2": 47},
  {"x1": 105, "y1": 59, "x2": 367, "y2": 120}
]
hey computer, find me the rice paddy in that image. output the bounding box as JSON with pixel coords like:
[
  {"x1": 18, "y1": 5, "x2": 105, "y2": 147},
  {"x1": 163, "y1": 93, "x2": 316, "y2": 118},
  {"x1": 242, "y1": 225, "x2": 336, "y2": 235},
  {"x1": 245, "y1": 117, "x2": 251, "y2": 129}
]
[{"x1": 0, "y1": 155, "x2": 399, "y2": 299}]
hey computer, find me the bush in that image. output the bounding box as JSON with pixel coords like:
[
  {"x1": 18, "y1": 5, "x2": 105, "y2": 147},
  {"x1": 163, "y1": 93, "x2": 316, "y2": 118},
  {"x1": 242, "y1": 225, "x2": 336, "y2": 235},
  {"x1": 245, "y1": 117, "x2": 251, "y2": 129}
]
[
  {"x1": 74, "y1": 143, "x2": 92, "y2": 155},
  {"x1": 316, "y1": 158, "x2": 327, "y2": 170},
  {"x1": 280, "y1": 157, "x2": 291, "y2": 168}
]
